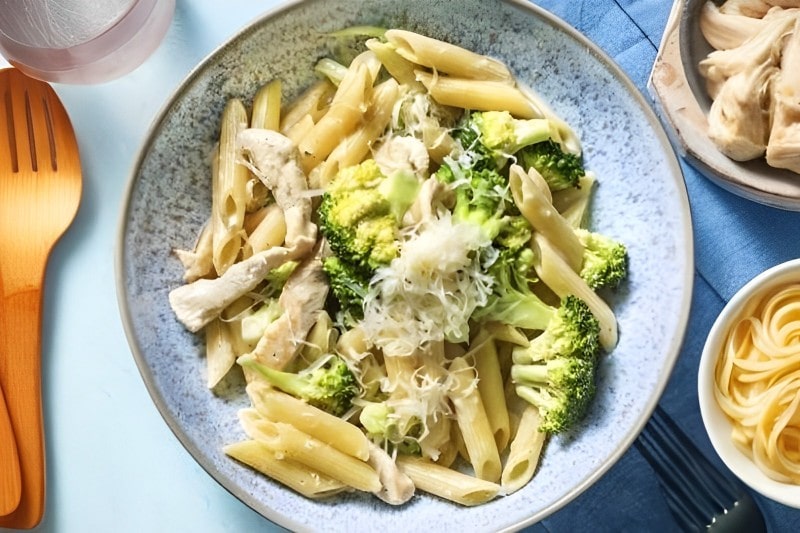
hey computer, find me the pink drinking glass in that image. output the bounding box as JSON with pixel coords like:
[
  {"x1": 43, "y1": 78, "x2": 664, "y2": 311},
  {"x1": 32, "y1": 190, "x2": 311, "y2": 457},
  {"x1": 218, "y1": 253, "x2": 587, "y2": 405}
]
[{"x1": 0, "y1": 0, "x2": 175, "y2": 84}]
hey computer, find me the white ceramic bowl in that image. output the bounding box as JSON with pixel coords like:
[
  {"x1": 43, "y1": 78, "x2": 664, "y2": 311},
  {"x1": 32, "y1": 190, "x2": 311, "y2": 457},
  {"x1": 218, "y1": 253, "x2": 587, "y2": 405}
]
[
  {"x1": 117, "y1": 0, "x2": 694, "y2": 530},
  {"x1": 649, "y1": 0, "x2": 800, "y2": 211},
  {"x1": 699, "y1": 258, "x2": 800, "y2": 508}
]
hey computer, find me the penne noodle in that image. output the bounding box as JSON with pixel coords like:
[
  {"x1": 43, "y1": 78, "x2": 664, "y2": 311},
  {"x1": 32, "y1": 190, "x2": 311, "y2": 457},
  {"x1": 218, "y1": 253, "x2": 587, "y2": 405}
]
[
  {"x1": 447, "y1": 356, "x2": 502, "y2": 482},
  {"x1": 204, "y1": 317, "x2": 238, "y2": 389},
  {"x1": 396, "y1": 455, "x2": 502, "y2": 506},
  {"x1": 251, "y1": 79, "x2": 282, "y2": 131},
  {"x1": 280, "y1": 79, "x2": 335, "y2": 134},
  {"x1": 211, "y1": 98, "x2": 250, "y2": 275},
  {"x1": 366, "y1": 38, "x2": 423, "y2": 89},
  {"x1": 501, "y1": 405, "x2": 547, "y2": 493},
  {"x1": 552, "y1": 172, "x2": 597, "y2": 229},
  {"x1": 385, "y1": 29, "x2": 512, "y2": 82},
  {"x1": 433, "y1": 420, "x2": 460, "y2": 468},
  {"x1": 284, "y1": 114, "x2": 316, "y2": 153},
  {"x1": 224, "y1": 439, "x2": 346, "y2": 499},
  {"x1": 318, "y1": 78, "x2": 400, "y2": 186},
  {"x1": 243, "y1": 202, "x2": 286, "y2": 258},
  {"x1": 314, "y1": 58, "x2": 349, "y2": 86},
  {"x1": 415, "y1": 71, "x2": 537, "y2": 118},
  {"x1": 239, "y1": 409, "x2": 382, "y2": 493},
  {"x1": 298, "y1": 62, "x2": 373, "y2": 167},
  {"x1": 531, "y1": 232, "x2": 618, "y2": 351},
  {"x1": 470, "y1": 330, "x2": 511, "y2": 453},
  {"x1": 509, "y1": 165, "x2": 584, "y2": 272},
  {"x1": 247, "y1": 383, "x2": 371, "y2": 461}
]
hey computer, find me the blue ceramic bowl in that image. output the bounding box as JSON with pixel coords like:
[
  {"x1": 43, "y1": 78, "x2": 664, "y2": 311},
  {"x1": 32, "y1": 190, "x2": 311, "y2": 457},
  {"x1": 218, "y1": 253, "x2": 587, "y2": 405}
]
[{"x1": 117, "y1": 0, "x2": 694, "y2": 530}]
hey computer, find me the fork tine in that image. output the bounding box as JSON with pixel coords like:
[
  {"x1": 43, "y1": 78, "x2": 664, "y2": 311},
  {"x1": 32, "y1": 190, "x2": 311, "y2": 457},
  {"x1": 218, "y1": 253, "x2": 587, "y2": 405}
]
[
  {"x1": 635, "y1": 406, "x2": 745, "y2": 530},
  {"x1": 20, "y1": 74, "x2": 56, "y2": 174},
  {"x1": 0, "y1": 75, "x2": 19, "y2": 174}
]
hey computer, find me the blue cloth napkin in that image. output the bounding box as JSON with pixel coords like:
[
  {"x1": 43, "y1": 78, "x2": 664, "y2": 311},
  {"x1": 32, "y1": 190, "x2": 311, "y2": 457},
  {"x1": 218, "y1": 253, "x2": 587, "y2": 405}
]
[{"x1": 528, "y1": 0, "x2": 800, "y2": 531}]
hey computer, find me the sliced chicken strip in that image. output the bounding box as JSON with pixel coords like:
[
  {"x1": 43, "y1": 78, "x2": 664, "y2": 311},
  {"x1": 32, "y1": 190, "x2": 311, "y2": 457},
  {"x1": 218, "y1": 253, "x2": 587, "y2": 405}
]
[{"x1": 169, "y1": 129, "x2": 316, "y2": 332}]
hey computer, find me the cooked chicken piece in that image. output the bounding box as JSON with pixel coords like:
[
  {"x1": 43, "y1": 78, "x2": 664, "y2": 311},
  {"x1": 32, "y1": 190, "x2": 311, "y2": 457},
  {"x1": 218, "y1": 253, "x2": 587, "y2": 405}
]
[
  {"x1": 374, "y1": 135, "x2": 430, "y2": 180},
  {"x1": 707, "y1": 61, "x2": 778, "y2": 160},
  {"x1": 767, "y1": 20, "x2": 800, "y2": 172},
  {"x1": 169, "y1": 129, "x2": 316, "y2": 332},
  {"x1": 767, "y1": 1, "x2": 800, "y2": 7},
  {"x1": 700, "y1": 1, "x2": 767, "y2": 50},
  {"x1": 698, "y1": 13, "x2": 793, "y2": 98},
  {"x1": 719, "y1": 0, "x2": 772, "y2": 17},
  {"x1": 367, "y1": 442, "x2": 415, "y2": 505},
  {"x1": 248, "y1": 248, "x2": 330, "y2": 370},
  {"x1": 401, "y1": 176, "x2": 451, "y2": 227}
]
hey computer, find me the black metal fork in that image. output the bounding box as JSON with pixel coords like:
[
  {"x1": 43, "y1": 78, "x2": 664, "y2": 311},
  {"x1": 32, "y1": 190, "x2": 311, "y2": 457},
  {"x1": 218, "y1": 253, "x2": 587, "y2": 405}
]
[{"x1": 635, "y1": 405, "x2": 767, "y2": 532}]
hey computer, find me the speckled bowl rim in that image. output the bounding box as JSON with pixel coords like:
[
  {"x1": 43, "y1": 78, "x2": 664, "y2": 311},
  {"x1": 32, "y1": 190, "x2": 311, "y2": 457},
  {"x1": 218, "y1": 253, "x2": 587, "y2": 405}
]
[
  {"x1": 115, "y1": 0, "x2": 695, "y2": 530},
  {"x1": 699, "y1": 258, "x2": 800, "y2": 508}
]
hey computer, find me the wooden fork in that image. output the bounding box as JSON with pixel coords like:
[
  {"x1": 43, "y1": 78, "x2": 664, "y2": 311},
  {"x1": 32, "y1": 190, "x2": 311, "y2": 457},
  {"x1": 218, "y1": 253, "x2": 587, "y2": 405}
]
[
  {"x1": 0, "y1": 68, "x2": 82, "y2": 529},
  {"x1": 0, "y1": 380, "x2": 21, "y2": 516}
]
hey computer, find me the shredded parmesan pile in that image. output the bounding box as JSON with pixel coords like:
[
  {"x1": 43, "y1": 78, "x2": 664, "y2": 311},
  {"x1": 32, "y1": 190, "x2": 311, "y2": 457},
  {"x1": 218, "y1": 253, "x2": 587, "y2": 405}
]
[{"x1": 361, "y1": 211, "x2": 494, "y2": 356}]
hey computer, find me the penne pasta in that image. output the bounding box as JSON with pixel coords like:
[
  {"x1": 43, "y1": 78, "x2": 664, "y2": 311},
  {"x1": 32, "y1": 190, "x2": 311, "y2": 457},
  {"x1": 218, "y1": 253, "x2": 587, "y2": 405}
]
[
  {"x1": 501, "y1": 405, "x2": 547, "y2": 493},
  {"x1": 239, "y1": 409, "x2": 382, "y2": 493},
  {"x1": 280, "y1": 79, "x2": 335, "y2": 134},
  {"x1": 298, "y1": 62, "x2": 373, "y2": 167},
  {"x1": 251, "y1": 79, "x2": 282, "y2": 131},
  {"x1": 298, "y1": 310, "x2": 335, "y2": 364},
  {"x1": 415, "y1": 71, "x2": 537, "y2": 118},
  {"x1": 242, "y1": 202, "x2": 286, "y2": 258},
  {"x1": 211, "y1": 98, "x2": 250, "y2": 275},
  {"x1": 470, "y1": 330, "x2": 511, "y2": 453},
  {"x1": 318, "y1": 78, "x2": 400, "y2": 186},
  {"x1": 531, "y1": 232, "x2": 618, "y2": 351},
  {"x1": 366, "y1": 38, "x2": 423, "y2": 89},
  {"x1": 224, "y1": 439, "x2": 346, "y2": 499},
  {"x1": 447, "y1": 356, "x2": 502, "y2": 482},
  {"x1": 247, "y1": 383, "x2": 371, "y2": 461},
  {"x1": 204, "y1": 317, "x2": 238, "y2": 389},
  {"x1": 385, "y1": 29, "x2": 513, "y2": 82},
  {"x1": 396, "y1": 455, "x2": 502, "y2": 506}
]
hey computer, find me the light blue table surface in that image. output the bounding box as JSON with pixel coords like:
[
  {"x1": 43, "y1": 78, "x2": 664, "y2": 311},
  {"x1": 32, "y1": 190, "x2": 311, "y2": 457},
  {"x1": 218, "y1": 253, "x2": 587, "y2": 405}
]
[{"x1": 3, "y1": 0, "x2": 800, "y2": 531}]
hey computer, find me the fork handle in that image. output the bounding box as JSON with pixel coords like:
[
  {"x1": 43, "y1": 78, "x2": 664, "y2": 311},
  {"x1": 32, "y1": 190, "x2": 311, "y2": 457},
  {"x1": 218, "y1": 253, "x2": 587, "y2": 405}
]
[
  {"x1": 0, "y1": 284, "x2": 46, "y2": 529},
  {"x1": 0, "y1": 381, "x2": 21, "y2": 516}
]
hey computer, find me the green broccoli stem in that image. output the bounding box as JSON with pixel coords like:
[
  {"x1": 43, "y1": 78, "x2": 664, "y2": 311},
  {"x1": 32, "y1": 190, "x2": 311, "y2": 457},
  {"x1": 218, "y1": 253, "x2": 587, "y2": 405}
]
[
  {"x1": 508, "y1": 118, "x2": 557, "y2": 153},
  {"x1": 238, "y1": 354, "x2": 316, "y2": 399},
  {"x1": 510, "y1": 363, "x2": 548, "y2": 386},
  {"x1": 514, "y1": 385, "x2": 548, "y2": 412}
]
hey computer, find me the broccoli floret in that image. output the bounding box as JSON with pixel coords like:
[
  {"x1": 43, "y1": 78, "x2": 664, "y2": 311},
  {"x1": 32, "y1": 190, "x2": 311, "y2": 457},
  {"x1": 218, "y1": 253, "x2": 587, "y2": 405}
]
[
  {"x1": 472, "y1": 246, "x2": 557, "y2": 331},
  {"x1": 435, "y1": 158, "x2": 513, "y2": 239},
  {"x1": 239, "y1": 354, "x2": 359, "y2": 417},
  {"x1": 322, "y1": 256, "x2": 370, "y2": 323},
  {"x1": 511, "y1": 354, "x2": 597, "y2": 434},
  {"x1": 319, "y1": 160, "x2": 420, "y2": 322},
  {"x1": 576, "y1": 229, "x2": 629, "y2": 290},
  {"x1": 512, "y1": 295, "x2": 601, "y2": 364},
  {"x1": 359, "y1": 401, "x2": 422, "y2": 455},
  {"x1": 518, "y1": 139, "x2": 585, "y2": 191},
  {"x1": 319, "y1": 160, "x2": 419, "y2": 272},
  {"x1": 456, "y1": 111, "x2": 560, "y2": 169},
  {"x1": 509, "y1": 295, "x2": 601, "y2": 433}
]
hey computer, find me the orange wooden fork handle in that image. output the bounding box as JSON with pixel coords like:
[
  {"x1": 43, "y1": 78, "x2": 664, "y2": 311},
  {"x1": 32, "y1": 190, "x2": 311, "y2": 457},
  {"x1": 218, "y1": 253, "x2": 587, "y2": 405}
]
[
  {"x1": 0, "y1": 285, "x2": 46, "y2": 529},
  {"x1": 0, "y1": 381, "x2": 21, "y2": 516}
]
